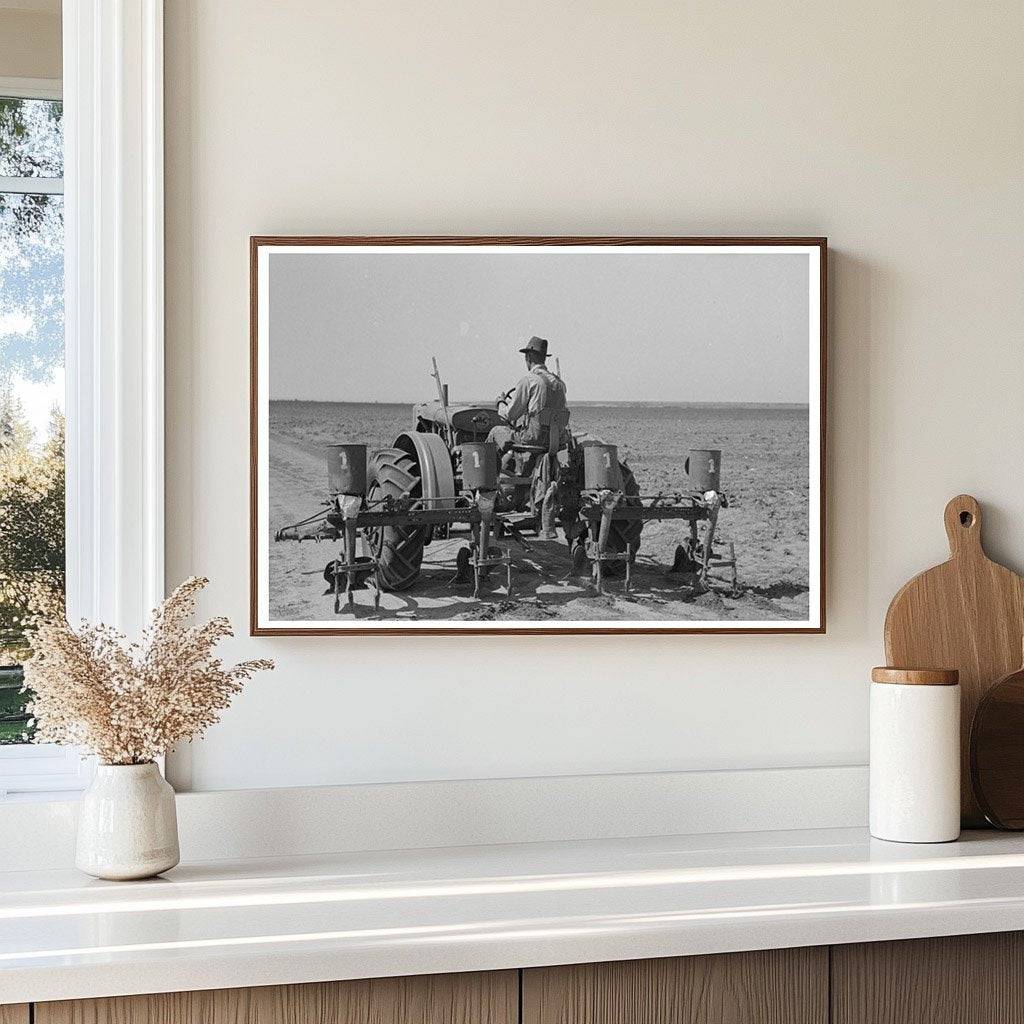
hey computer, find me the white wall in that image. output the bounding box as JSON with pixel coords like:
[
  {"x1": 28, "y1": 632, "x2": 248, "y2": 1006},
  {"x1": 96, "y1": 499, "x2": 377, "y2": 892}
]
[
  {"x1": 0, "y1": 6, "x2": 61, "y2": 80},
  {"x1": 164, "y1": 1, "x2": 1024, "y2": 792}
]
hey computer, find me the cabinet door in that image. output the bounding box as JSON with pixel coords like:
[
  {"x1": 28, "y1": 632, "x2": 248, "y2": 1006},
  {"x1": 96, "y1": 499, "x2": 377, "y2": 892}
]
[
  {"x1": 832, "y1": 932, "x2": 1024, "y2": 1024},
  {"x1": 35, "y1": 970, "x2": 517, "y2": 1024},
  {"x1": 0, "y1": 1006, "x2": 29, "y2": 1024},
  {"x1": 523, "y1": 948, "x2": 828, "y2": 1024}
]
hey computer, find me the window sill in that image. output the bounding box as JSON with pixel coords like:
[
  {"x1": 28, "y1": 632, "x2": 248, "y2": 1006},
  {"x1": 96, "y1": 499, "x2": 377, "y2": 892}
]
[{"x1": 0, "y1": 744, "x2": 93, "y2": 799}]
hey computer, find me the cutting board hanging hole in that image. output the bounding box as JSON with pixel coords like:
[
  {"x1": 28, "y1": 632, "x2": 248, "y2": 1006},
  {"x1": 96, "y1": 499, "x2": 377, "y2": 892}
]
[{"x1": 944, "y1": 494, "x2": 982, "y2": 556}]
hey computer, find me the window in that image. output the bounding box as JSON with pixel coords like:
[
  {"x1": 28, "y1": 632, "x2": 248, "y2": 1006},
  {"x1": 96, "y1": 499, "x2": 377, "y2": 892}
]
[
  {"x1": 0, "y1": 5, "x2": 166, "y2": 797},
  {"x1": 0, "y1": 80, "x2": 84, "y2": 797}
]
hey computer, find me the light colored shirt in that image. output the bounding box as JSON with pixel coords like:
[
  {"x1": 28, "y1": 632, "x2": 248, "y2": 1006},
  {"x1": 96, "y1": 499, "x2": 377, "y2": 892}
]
[{"x1": 505, "y1": 364, "x2": 567, "y2": 428}]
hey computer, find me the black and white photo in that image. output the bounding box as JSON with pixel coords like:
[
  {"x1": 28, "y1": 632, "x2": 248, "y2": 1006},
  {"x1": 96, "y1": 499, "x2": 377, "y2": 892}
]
[{"x1": 251, "y1": 238, "x2": 825, "y2": 634}]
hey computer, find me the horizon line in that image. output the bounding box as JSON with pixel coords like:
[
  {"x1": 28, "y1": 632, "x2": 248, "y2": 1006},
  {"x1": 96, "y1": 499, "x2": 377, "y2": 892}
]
[{"x1": 269, "y1": 397, "x2": 810, "y2": 409}]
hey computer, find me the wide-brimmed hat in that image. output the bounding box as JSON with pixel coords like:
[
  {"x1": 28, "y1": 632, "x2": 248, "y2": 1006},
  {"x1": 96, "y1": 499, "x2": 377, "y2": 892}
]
[{"x1": 518, "y1": 335, "x2": 550, "y2": 358}]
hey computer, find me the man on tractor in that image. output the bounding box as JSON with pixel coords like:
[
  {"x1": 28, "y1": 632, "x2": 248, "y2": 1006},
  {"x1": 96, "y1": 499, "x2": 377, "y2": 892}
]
[{"x1": 489, "y1": 335, "x2": 568, "y2": 474}]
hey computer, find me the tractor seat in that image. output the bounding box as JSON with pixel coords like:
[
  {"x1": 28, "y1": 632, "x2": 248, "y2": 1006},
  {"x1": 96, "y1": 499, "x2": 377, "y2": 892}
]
[{"x1": 509, "y1": 409, "x2": 571, "y2": 456}]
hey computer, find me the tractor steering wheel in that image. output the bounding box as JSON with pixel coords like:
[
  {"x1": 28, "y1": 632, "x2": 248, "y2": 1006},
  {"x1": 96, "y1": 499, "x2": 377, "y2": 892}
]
[{"x1": 495, "y1": 387, "x2": 515, "y2": 413}]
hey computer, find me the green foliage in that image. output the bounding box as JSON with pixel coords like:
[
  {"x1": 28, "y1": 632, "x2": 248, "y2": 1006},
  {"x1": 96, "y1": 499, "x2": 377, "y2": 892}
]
[
  {"x1": 0, "y1": 667, "x2": 30, "y2": 743},
  {"x1": 0, "y1": 395, "x2": 65, "y2": 742},
  {"x1": 0, "y1": 97, "x2": 62, "y2": 178}
]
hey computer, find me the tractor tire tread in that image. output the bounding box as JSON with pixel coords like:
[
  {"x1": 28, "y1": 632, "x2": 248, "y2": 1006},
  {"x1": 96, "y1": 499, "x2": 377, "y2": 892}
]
[{"x1": 365, "y1": 447, "x2": 426, "y2": 591}]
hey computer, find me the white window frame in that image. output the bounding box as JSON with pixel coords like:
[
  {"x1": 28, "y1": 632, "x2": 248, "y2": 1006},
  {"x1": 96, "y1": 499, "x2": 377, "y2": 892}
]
[
  {"x1": 0, "y1": 77, "x2": 61, "y2": 101},
  {"x1": 0, "y1": 0, "x2": 165, "y2": 798}
]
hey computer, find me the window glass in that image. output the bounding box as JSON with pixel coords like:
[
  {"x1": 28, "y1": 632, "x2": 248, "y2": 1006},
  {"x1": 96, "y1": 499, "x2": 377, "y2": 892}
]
[
  {"x1": 0, "y1": 97, "x2": 65, "y2": 746},
  {"x1": 0, "y1": 98, "x2": 63, "y2": 178}
]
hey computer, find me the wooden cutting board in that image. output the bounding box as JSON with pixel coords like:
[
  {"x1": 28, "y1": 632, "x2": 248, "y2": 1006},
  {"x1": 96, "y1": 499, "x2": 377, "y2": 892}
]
[{"x1": 884, "y1": 494, "x2": 1024, "y2": 826}]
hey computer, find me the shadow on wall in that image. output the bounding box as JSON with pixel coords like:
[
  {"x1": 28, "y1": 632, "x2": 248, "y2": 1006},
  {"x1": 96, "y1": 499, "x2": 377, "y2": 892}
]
[{"x1": 826, "y1": 249, "x2": 873, "y2": 636}]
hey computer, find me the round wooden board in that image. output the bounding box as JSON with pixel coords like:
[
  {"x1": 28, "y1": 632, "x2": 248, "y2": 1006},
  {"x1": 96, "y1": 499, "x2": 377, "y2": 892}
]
[{"x1": 970, "y1": 665, "x2": 1024, "y2": 829}]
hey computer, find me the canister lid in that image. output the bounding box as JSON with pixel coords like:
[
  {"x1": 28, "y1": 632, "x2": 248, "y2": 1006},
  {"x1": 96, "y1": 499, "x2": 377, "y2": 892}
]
[{"x1": 871, "y1": 667, "x2": 959, "y2": 686}]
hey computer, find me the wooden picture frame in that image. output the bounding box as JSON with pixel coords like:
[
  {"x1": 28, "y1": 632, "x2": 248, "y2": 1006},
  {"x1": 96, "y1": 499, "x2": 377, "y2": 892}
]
[{"x1": 251, "y1": 236, "x2": 826, "y2": 635}]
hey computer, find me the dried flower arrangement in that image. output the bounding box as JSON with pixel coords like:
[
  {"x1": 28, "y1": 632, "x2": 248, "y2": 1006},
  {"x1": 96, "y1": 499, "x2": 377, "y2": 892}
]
[{"x1": 23, "y1": 577, "x2": 273, "y2": 765}]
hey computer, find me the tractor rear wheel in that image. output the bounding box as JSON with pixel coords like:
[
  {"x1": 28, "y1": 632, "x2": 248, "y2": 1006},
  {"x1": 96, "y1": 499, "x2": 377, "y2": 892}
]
[{"x1": 365, "y1": 447, "x2": 426, "y2": 591}]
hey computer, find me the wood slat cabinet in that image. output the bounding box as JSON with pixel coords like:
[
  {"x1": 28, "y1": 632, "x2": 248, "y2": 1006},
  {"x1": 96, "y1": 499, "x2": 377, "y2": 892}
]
[
  {"x1": 522, "y1": 947, "x2": 828, "y2": 1024},
  {"x1": 832, "y1": 932, "x2": 1024, "y2": 1024},
  {"x1": 34, "y1": 971, "x2": 517, "y2": 1024},
  {"x1": 18, "y1": 932, "x2": 1024, "y2": 1024}
]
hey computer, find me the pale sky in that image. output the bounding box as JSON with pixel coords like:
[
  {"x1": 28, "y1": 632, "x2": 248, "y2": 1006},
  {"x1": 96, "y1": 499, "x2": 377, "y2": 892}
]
[
  {"x1": 1, "y1": 97, "x2": 65, "y2": 444},
  {"x1": 268, "y1": 250, "x2": 811, "y2": 405},
  {"x1": 15, "y1": 368, "x2": 63, "y2": 442}
]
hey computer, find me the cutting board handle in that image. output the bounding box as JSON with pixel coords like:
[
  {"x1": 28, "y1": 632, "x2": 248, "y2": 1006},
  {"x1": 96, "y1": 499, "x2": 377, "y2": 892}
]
[{"x1": 944, "y1": 494, "x2": 983, "y2": 558}]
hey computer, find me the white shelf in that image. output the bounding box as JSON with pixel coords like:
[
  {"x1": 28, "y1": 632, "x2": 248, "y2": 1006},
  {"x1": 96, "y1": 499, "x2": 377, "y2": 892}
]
[{"x1": 4, "y1": 827, "x2": 1024, "y2": 1004}]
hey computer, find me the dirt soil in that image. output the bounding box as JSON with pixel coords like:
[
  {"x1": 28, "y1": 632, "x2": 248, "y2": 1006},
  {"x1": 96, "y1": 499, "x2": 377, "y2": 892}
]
[{"x1": 267, "y1": 401, "x2": 811, "y2": 624}]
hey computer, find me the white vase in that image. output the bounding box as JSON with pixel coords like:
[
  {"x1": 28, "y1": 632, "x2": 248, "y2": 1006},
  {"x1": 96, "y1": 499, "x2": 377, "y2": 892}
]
[{"x1": 76, "y1": 762, "x2": 180, "y2": 880}]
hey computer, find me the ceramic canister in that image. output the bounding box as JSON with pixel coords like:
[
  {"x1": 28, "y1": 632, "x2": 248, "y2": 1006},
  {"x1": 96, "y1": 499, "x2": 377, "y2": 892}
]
[{"x1": 869, "y1": 667, "x2": 961, "y2": 843}]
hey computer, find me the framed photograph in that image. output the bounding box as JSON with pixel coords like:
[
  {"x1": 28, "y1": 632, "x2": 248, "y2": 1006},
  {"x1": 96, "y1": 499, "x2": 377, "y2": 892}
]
[{"x1": 251, "y1": 237, "x2": 826, "y2": 635}]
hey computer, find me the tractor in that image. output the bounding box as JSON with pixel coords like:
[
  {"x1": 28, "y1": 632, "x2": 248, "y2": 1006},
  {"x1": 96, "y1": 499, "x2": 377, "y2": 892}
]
[{"x1": 275, "y1": 359, "x2": 733, "y2": 612}]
